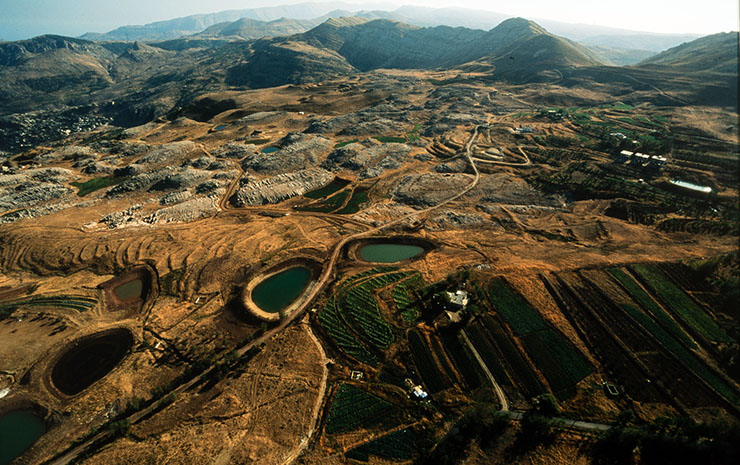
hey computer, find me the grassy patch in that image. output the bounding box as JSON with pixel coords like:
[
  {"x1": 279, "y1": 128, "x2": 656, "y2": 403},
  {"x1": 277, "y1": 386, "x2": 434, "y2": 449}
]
[
  {"x1": 374, "y1": 136, "x2": 407, "y2": 144},
  {"x1": 335, "y1": 188, "x2": 369, "y2": 214},
  {"x1": 70, "y1": 176, "x2": 126, "y2": 197},
  {"x1": 303, "y1": 178, "x2": 351, "y2": 200},
  {"x1": 334, "y1": 139, "x2": 358, "y2": 149},
  {"x1": 296, "y1": 190, "x2": 350, "y2": 213}
]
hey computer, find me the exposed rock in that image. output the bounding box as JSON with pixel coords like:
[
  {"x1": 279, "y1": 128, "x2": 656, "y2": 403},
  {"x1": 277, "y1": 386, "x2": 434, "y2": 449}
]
[
  {"x1": 145, "y1": 196, "x2": 220, "y2": 224},
  {"x1": 113, "y1": 164, "x2": 145, "y2": 177},
  {"x1": 214, "y1": 142, "x2": 257, "y2": 159},
  {"x1": 240, "y1": 133, "x2": 332, "y2": 173},
  {"x1": 230, "y1": 168, "x2": 333, "y2": 207},
  {"x1": 185, "y1": 156, "x2": 231, "y2": 171},
  {"x1": 431, "y1": 210, "x2": 484, "y2": 229},
  {"x1": 149, "y1": 168, "x2": 211, "y2": 192},
  {"x1": 0, "y1": 183, "x2": 72, "y2": 210},
  {"x1": 136, "y1": 141, "x2": 197, "y2": 165},
  {"x1": 195, "y1": 179, "x2": 228, "y2": 195},
  {"x1": 159, "y1": 190, "x2": 193, "y2": 206},
  {"x1": 392, "y1": 173, "x2": 470, "y2": 208},
  {"x1": 474, "y1": 173, "x2": 559, "y2": 206},
  {"x1": 323, "y1": 141, "x2": 411, "y2": 179},
  {"x1": 434, "y1": 158, "x2": 468, "y2": 173},
  {"x1": 237, "y1": 111, "x2": 287, "y2": 123},
  {"x1": 82, "y1": 162, "x2": 115, "y2": 175},
  {"x1": 106, "y1": 168, "x2": 172, "y2": 197}
]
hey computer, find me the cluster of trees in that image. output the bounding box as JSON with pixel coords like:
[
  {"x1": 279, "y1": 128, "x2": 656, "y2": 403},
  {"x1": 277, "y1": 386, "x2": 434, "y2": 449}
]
[{"x1": 593, "y1": 415, "x2": 740, "y2": 465}]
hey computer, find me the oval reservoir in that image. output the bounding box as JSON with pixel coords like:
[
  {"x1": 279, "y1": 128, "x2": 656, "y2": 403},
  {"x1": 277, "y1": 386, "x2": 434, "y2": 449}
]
[{"x1": 251, "y1": 266, "x2": 312, "y2": 313}]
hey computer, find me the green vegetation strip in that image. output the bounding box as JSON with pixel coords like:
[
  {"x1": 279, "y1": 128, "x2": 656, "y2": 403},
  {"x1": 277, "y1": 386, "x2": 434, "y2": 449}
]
[
  {"x1": 325, "y1": 384, "x2": 400, "y2": 434},
  {"x1": 487, "y1": 279, "x2": 590, "y2": 399},
  {"x1": 487, "y1": 278, "x2": 549, "y2": 335},
  {"x1": 345, "y1": 428, "x2": 417, "y2": 461},
  {"x1": 335, "y1": 188, "x2": 369, "y2": 214},
  {"x1": 408, "y1": 329, "x2": 449, "y2": 393},
  {"x1": 70, "y1": 177, "x2": 126, "y2": 197},
  {"x1": 303, "y1": 178, "x2": 351, "y2": 199},
  {"x1": 334, "y1": 139, "x2": 358, "y2": 149},
  {"x1": 608, "y1": 268, "x2": 695, "y2": 348},
  {"x1": 392, "y1": 273, "x2": 424, "y2": 322},
  {"x1": 620, "y1": 303, "x2": 739, "y2": 404},
  {"x1": 374, "y1": 136, "x2": 406, "y2": 144},
  {"x1": 630, "y1": 264, "x2": 730, "y2": 344}
]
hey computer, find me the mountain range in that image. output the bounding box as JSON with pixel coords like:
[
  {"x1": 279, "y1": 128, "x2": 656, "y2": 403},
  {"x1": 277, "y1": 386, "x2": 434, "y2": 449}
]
[
  {"x1": 75, "y1": 4, "x2": 706, "y2": 66},
  {"x1": 0, "y1": 14, "x2": 736, "y2": 151}
]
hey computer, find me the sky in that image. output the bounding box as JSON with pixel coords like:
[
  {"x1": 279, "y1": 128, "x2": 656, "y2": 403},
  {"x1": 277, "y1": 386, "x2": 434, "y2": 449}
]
[{"x1": 0, "y1": 0, "x2": 738, "y2": 41}]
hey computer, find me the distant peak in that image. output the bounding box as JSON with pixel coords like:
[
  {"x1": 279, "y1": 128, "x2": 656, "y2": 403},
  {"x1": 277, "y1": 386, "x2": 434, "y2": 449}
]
[
  {"x1": 322, "y1": 16, "x2": 370, "y2": 28},
  {"x1": 493, "y1": 17, "x2": 547, "y2": 35}
]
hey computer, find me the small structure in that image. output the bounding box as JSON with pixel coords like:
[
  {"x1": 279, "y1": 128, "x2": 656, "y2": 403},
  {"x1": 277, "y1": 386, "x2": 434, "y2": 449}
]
[
  {"x1": 445, "y1": 310, "x2": 463, "y2": 323},
  {"x1": 514, "y1": 126, "x2": 534, "y2": 134},
  {"x1": 412, "y1": 385, "x2": 428, "y2": 399},
  {"x1": 610, "y1": 132, "x2": 627, "y2": 139},
  {"x1": 350, "y1": 370, "x2": 364, "y2": 381},
  {"x1": 446, "y1": 290, "x2": 469, "y2": 309}
]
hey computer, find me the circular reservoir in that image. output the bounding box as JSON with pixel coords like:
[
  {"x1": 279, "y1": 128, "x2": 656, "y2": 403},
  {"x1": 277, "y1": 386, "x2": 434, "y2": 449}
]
[
  {"x1": 251, "y1": 266, "x2": 312, "y2": 313},
  {"x1": 0, "y1": 410, "x2": 45, "y2": 465},
  {"x1": 114, "y1": 279, "x2": 143, "y2": 300},
  {"x1": 359, "y1": 243, "x2": 425, "y2": 263},
  {"x1": 261, "y1": 146, "x2": 279, "y2": 154},
  {"x1": 50, "y1": 329, "x2": 134, "y2": 396}
]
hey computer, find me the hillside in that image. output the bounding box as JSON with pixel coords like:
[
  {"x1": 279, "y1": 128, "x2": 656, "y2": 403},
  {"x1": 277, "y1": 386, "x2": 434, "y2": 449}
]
[
  {"x1": 637, "y1": 32, "x2": 739, "y2": 74},
  {"x1": 296, "y1": 17, "x2": 602, "y2": 77},
  {"x1": 195, "y1": 17, "x2": 318, "y2": 40}
]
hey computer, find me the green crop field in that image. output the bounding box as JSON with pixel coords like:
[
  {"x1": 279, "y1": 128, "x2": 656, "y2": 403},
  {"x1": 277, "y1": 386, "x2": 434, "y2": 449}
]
[
  {"x1": 630, "y1": 264, "x2": 730, "y2": 344},
  {"x1": 70, "y1": 176, "x2": 126, "y2": 197},
  {"x1": 303, "y1": 178, "x2": 351, "y2": 199},
  {"x1": 620, "y1": 303, "x2": 739, "y2": 404},
  {"x1": 487, "y1": 278, "x2": 549, "y2": 335},
  {"x1": 325, "y1": 384, "x2": 400, "y2": 434},
  {"x1": 392, "y1": 273, "x2": 424, "y2": 322},
  {"x1": 0, "y1": 295, "x2": 97, "y2": 316},
  {"x1": 608, "y1": 268, "x2": 695, "y2": 348},
  {"x1": 335, "y1": 188, "x2": 369, "y2": 214},
  {"x1": 345, "y1": 428, "x2": 417, "y2": 461},
  {"x1": 318, "y1": 298, "x2": 379, "y2": 366},
  {"x1": 374, "y1": 136, "x2": 406, "y2": 144}
]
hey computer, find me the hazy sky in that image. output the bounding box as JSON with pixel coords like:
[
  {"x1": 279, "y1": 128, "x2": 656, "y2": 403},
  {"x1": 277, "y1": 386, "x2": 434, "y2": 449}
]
[{"x1": 0, "y1": 0, "x2": 737, "y2": 40}]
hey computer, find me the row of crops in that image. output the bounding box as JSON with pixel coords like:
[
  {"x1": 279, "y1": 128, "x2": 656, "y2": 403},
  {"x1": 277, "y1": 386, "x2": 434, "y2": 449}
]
[
  {"x1": 407, "y1": 329, "x2": 450, "y2": 394},
  {"x1": 325, "y1": 383, "x2": 401, "y2": 434},
  {"x1": 605, "y1": 267, "x2": 739, "y2": 405},
  {"x1": 392, "y1": 273, "x2": 424, "y2": 322},
  {"x1": 345, "y1": 428, "x2": 417, "y2": 462},
  {"x1": 317, "y1": 268, "x2": 412, "y2": 365},
  {"x1": 629, "y1": 264, "x2": 731, "y2": 344},
  {"x1": 0, "y1": 295, "x2": 98, "y2": 319},
  {"x1": 487, "y1": 278, "x2": 591, "y2": 400}
]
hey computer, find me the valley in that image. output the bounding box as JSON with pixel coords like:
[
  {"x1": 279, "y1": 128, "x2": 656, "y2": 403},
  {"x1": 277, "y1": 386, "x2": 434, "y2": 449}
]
[{"x1": 0, "y1": 9, "x2": 738, "y2": 465}]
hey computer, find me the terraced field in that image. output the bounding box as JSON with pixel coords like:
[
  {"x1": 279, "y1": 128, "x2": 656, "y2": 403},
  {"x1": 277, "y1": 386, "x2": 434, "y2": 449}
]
[{"x1": 325, "y1": 383, "x2": 400, "y2": 434}]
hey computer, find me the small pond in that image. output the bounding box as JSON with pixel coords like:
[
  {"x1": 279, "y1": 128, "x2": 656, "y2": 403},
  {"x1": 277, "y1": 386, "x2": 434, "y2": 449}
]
[
  {"x1": 261, "y1": 146, "x2": 279, "y2": 154},
  {"x1": 114, "y1": 279, "x2": 143, "y2": 300},
  {"x1": 0, "y1": 410, "x2": 45, "y2": 465},
  {"x1": 50, "y1": 329, "x2": 134, "y2": 396},
  {"x1": 252, "y1": 266, "x2": 312, "y2": 313},
  {"x1": 213, "y1": 125, "x2": 227, "y2": 132},
  {"x1": 359, "y1": 243, "x2": 425, "y2": 263}
]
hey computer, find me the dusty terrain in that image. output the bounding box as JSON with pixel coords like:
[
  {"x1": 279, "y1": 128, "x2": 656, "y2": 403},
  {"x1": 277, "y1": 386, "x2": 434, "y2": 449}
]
[{"x1": 0, "y1": 70, "x2": 738, "y2": 465}]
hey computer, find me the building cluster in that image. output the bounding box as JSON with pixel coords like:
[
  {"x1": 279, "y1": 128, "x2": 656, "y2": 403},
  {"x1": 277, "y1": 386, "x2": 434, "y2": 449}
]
[{"x1": 616, "y1": 150, "x2": 667, "y2": 169}]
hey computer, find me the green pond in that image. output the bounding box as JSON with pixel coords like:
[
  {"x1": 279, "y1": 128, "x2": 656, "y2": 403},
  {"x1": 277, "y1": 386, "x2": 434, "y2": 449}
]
[
  {"x1": 359, "y1": 244, "x2": 425, "y2": 263},
  {"x1": 252, "y1": 266, "x2": 312, "y2": 313},
  {"x1": 114, "y1": 279, "x2": 143, "y2": 300},
  {"x1": 0, "y1": 410, "x2": 45, "y2": 465},
  {"x1": 261, "y1": 146, "x2": 279, "y2": 154}
]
